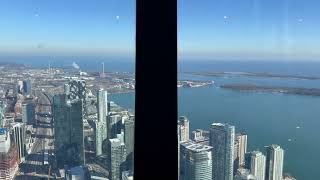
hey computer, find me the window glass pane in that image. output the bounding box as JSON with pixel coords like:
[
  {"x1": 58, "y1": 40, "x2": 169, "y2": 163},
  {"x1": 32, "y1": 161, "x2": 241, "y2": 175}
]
[
  {"x1": 178, "y1": 1, "x2": 319, "y2": 180},
  {"x1": 0, "y1": 1, "x2": 135, "y2": 179}
]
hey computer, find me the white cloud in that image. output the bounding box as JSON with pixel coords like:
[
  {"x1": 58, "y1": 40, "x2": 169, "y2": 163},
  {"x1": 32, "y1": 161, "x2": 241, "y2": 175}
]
[{"x1": 72, "y1": 62, "x2": 80, "y2": 69}]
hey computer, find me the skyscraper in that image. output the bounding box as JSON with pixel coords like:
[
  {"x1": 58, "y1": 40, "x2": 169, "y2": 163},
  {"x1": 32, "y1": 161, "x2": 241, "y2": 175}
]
[
  {"x1": 0, "y1": 101, "x2": 4, "y2": 127},
  {"x1": 108, "y1": 136, "x2": 127, "y2": 180},
  {"x1": 23, "y1": 80, "x2": 32, "y2": 95},
  {"x1": 210, "y1": 123, "x2": 235, "y2": 180},
  {"x1": 178, "y1": 116, "x2": 189, "y2": 142},
  {"x1": 65, "y1": 80, "x2": 87, "y2": 101},
  {"x1": 53, "y1": 94, "x2": 85, "y2": 168},
  {"x1": 16, "y1": 80, "x2": 24, "y2": 94},
  {"x1": 124, "y1": 117, "x2": 134, "y2": 170},
  {"x1": 96, "y1": 89, "x2": 108, "y2": 156},
  {"x1": 250, "y1": 151, "x2": 266, "y2": 180},
  {"x1": 107, "y1": 113, "x2": 122, "y2": 139},
  {"x1": 65, "y1": 80, "x2": 87, "y2": 116},
  {"x1": 265, "y1": 145, "x2": 284, "y2": 180},
  {"x1": 21, "y1": 102, "x2": 35, "y2": 125},
  {"x1": 10, "y1": 122, "x2": 26, "y2": 163},
  {"x1": 0, "y1": 128, "x2": 19, "y2": 180},
  {"x1": 180, "y1": 141, "x2": 212, "y2": 180},
  {"x1": 234, "y1": 133, "x2": 247, "y2": 169}
]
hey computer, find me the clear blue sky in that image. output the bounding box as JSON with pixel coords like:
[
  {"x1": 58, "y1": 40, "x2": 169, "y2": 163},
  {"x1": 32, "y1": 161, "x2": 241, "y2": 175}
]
[
  {"x1": 179, "y1": 0, "x2": 320, "y2": 61},
  {"x1": 0, "y1": 0, "x2": 319, "y2": 61},
  {"x1": 0, "y1": 0, "x2": 135, "y2": 57}
]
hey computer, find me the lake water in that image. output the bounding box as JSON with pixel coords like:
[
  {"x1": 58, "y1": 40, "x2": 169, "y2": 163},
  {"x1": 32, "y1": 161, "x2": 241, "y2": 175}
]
[
  {"x1": 2, "y1": 57, "x2": 319, "y2": 179},
  {"x1": 110, "y1": 60, "x2": 320, "y2": 180}
]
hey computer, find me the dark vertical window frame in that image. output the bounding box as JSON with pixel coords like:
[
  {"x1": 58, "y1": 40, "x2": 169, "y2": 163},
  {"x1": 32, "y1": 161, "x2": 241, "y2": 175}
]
[{"x1": 135, "y1": 0, "x2": 178, "y2": 179}]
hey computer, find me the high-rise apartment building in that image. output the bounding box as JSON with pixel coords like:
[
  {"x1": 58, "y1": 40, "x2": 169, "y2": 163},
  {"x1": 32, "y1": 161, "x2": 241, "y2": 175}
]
[
  {"x1": 96, "y1": 89, "x2": 108, "y2": 156},
  {"x1": 0, "y1": 101, "x2": 4, "y2": 127},
  {"x1": 266, "y1": 145, "x2": 284, "y2": 180},
  {"x1": 250, "y1": 151, "x2": 266, "y2": 180},
  {"x1": 178, "y1": 116, "x2": 189, "y2": 142},
  {"x1": 234, "y1": 133, "x2": 247, "y2": 170},
  {"x1": 180, "y1": 141, "x2": 213, "y2": 180},
  {"x1": 0, "y1": 128, "x2": 19, "y2": 180},
  {"x1": 53, "y1": 94, "x2": 85, "y2": 168},
  {"x1": 10, "y1": 122, "x2": 26, "y2": 163},
  {"x1": 210, "y1": 123, "x2": 235, "y2": 180},
  {"x1": 124, "y1": 117, "x2": 134, "y2": 170},
  {"x1": 108, "y1": 135, "x2": 127, "y2": 180}
]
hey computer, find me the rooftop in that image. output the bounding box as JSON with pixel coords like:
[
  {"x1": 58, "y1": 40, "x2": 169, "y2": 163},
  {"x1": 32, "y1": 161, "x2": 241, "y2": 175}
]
[{"x1": 181, "y1": 141, "x2": 212, "y2": 152}]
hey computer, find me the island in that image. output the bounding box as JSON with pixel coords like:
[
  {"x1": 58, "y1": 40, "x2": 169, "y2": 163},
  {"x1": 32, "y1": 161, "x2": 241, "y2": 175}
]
[
  {"x1": 187, "y1": 72, "x2": 320, "y2": 80},
  {"x1": 178, "y1": 80, "x2": 214, "y2": 88},
  {"x1": 221, "y1": 83, "x2": 320, "y2": 96}
]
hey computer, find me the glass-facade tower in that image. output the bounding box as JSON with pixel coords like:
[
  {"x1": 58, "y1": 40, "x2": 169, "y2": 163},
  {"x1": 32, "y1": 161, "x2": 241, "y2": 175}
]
[
  {"x1": 266, "y1": 145, "x2": 284, "y2": 180},
  {"x1": 53, "y1": 94, "x2": 85, "y2": 168},
  {"x1": 180, "y1": 141, "x2": 212, "y2": 180},
  {"x1": 96, "y1": 89, "x2": 108, "y2": 156},
  {"x1": 210, "y1": 123, "x2": 235, "y2": 180}
]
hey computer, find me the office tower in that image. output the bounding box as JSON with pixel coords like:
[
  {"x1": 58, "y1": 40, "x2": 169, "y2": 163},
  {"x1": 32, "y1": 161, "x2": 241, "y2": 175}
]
[
  {"x1": 21, "y1": 102, "x2": 35, "y2": 125},
  {"x1": 180, "y1": 141, "x2": 212, "y2": 180},
  {"x1": 250, "y1": 151, "x2": 266, "y2": 180},
  {"x1": 23, "y1": 80, "x2": 32, "y2": 95},
  {"x1": 265, "y1": 145, "x2": 284, "y2": 180},
  {"x1": 53, "y1": 94, "x2": 85, "y2": 168},
  {"x1": 108, "y1": 136, "x2": 127, "y2": 180},
  {"x1": 65, "y1": 80, "x2": 87, "y2": 116},
  {"x1": 0, "y1": 128, "x2": 19, "y2": 180},
  {"x1": 124, "y1": 118, "x2": 134, "y2": 170},
  {"x1": 234, "y1": 133, "x2": 247, "y2": 169},
  {"x1": 66, "y1": 80, "x2": 87, "y2": 101},
  {"x1": 234, "y1": 168, "x2": 256, "y2": 180},
  {"x1": 122, "y1": 170, "x2": 134, "y2": 180},
  {"x1": 11, "y1": 122, "x2": 26, "y2": 163},
  {"x1": 178, "y1": 116, "x2": 189, "y2": 142},
  {"x1": 0, "y1": 101, "x2": 4, "y2": 127},
  {"x1": 210, "y1": 123, "x2": 235, "y2": 180},
  {"x1": 96, "y1": 89, "x2": 108, "y2": 156},
  {"x1": 17, "y1": 80, "x2": 24, "y2": 94},
  {"x1": 107, "y1": 113, "x2": 122, "y2": 139}
]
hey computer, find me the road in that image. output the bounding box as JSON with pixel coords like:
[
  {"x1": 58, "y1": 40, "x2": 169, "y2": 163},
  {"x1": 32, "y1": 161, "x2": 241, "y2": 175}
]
[{"x1": 15, "y1": 91, "x2": 54, "y2": 179}]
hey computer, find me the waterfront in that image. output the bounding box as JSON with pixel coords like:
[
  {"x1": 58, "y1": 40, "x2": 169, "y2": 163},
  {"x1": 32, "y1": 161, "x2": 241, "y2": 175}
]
[
  {"x1": 2, "y1": 58, "x2": 320, "y2": 179},
  {"x1": 110, "y1": 60, "x2": 320, "y2": 180},
  {"x1": 111, "y1": 81, "x2": 320, "y2": 180}
]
